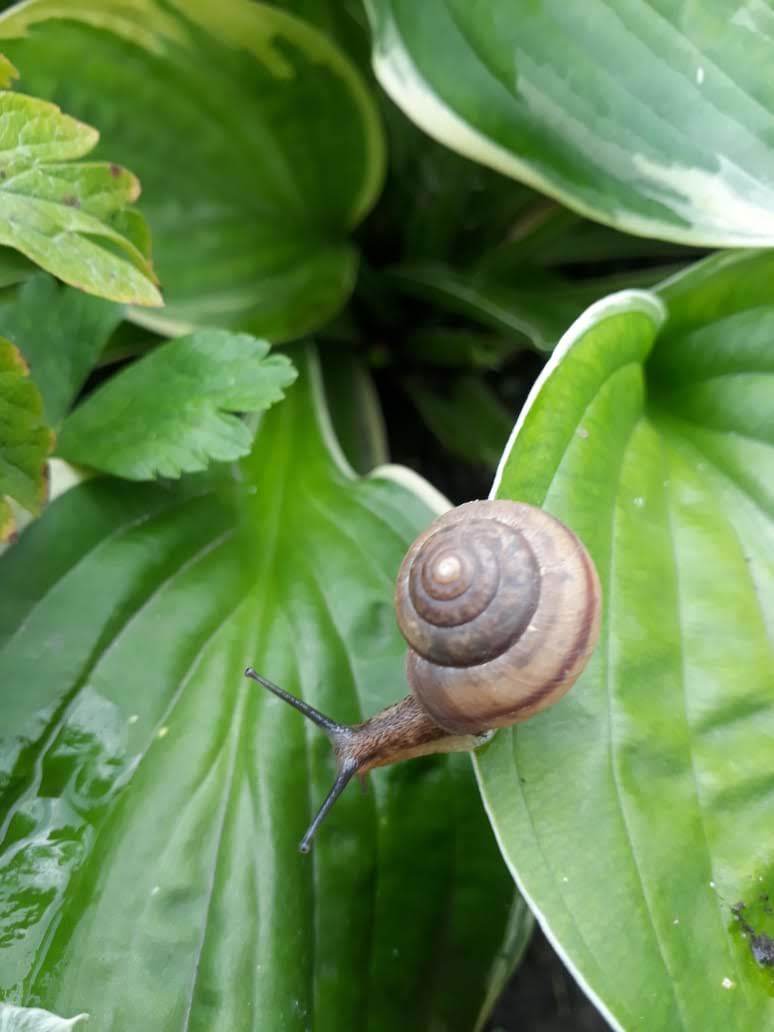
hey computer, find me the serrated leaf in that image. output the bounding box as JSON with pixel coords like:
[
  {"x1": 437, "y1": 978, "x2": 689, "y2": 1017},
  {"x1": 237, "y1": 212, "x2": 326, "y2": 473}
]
[
  {"x1": 0, "y1": 1005, "x2": 88, "y2": 1032},
  {"x1": 367, "y1": 0, "x2": 774, "y2": 246},
  {"x1": 0, "y1": 91, "x2": 159, "y2": 306},
  {"x1": 476, "y1": 253, "x2": 774, "y2": 1029},
  {"x1": 56, "y1": 330, "x2": 297, "y2": 480},
  {"x1": 0, "y1": 274, "x2": 122, "y2": 426},
  {"x1": 0, "y1": 351, "x2": 523, "y2": 1030},
  {"x1": 0, "y1": 335, "x2": 53, "y2": 534},
  {"x1": 0, "y1": 0, "x2": 385, "y2": 340}
]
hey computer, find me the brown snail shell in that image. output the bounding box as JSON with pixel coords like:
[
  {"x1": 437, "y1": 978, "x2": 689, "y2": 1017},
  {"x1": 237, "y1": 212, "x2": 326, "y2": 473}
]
[{"x1": 394, "y1": 500, "x2": 601, "y2": 735}]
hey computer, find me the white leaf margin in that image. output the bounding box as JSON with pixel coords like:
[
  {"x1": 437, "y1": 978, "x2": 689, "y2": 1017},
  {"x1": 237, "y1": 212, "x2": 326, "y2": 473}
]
[{"x1": 0, "y1": 1004, "x2": 88, "y2": 1031}]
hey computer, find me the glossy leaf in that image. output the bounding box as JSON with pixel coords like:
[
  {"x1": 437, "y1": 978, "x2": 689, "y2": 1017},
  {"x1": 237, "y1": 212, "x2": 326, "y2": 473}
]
[
  {"x1": 0, "y1": 91, "x2": 159, "y2": 306},
  {"x1": 476, "y1": 251, "x2": 774, "y2": 1029},
  {"x1": 0, "y1": 352, "x2": 522, "y2": 1030},
  {"x1": 0, "y1": 0, "x2": 385, "y2": 340},
  {"x1": 56, "y1": 330, "x2": 297, "y2": 479},
  {"x1": 0, "y1": 274, "x2": 122, "y2": 426},
  {"x1": 367, "y1": 0, "x2": 774, "y2": 246},
  {"x1": 0, "y1": 336, "x2": 53, "y2": 538}
]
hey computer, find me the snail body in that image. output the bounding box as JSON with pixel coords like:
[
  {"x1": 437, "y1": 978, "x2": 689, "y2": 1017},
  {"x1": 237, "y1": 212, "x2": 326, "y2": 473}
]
[{"x1": 246, "y1": 499, "x2": 601, "y2": 852}]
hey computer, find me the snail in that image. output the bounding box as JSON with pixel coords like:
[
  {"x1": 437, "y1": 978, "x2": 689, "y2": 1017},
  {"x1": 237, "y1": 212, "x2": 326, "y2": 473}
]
[{"x1": 245, "y1": 499, "x2": 601, "y2": 852}]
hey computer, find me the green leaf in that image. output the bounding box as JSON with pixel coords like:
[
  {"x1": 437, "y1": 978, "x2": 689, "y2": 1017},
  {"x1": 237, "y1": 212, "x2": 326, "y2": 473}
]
[
  {"x1": 0, "y1": 335, "x2": 53, "y2": 536},
  {"x1": 376, "y1": 99, "x2": 537, "y2": 267},
  {"x1": 56, "y1": 330, "x2": 297, "y2": 480},
  {"x1": 404, "y1": 328, "x2": 517, "y2": 370},
  {"x1": 0, "y1": 274, "x2": 122, "y2": 426},
  {"x1": 391, "y1": 212, "x2": 681, "y2": 354},
  {"x1": 0, "y1": 91, "x2": 160, "y2": 306},
  {"x1": 405, "y1": 374, "x2": 512, "y2": 467},
  {"x1": 0, "y1": 351, "x2": 523, "y2": 1030},
  {"x1": 391, "y1": 264, "x2": 596, "y2": 353},
  {"x1": 0, "y1": 1005, "x2": 88, "y2": 1032},
  {"x1": 0, "y1": 248, "x2": 35, "y2": 289},
  {"x1": 0, "y1": 54, "x2": 17, "y2": 90},
  {"x1": 476, "y1": 253, "x2": 774, "y2": 1028},
  {"x1": 367, "y1": 0, "x2": 774, "y2": 246},
  {"x1": 0, "y1": 0, "x2": 385, "y2": 341},
  {"x1": 270, "y1": 0, "x2": 371, "y2": 74},
  {"x1": 319, "y1": 350, "x2": 388, "y2": 474}
]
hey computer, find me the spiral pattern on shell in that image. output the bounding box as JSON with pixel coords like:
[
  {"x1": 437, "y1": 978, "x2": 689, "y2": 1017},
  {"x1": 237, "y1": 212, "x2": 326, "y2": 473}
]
[{"x1": 394, "y1": 500, "x2": 601, "y2": 735}]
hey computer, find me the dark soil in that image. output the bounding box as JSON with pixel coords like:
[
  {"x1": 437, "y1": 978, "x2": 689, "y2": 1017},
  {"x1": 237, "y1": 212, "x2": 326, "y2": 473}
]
[{"x1": 486, "y1": 928, "x2": 609, "y2": 1031}]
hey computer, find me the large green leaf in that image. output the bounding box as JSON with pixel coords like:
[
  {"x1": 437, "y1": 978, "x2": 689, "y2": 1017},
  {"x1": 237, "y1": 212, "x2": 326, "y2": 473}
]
[
  {"x1": 476, "y1": 250, "x2": 774, "y2": 1029},
  {"x1": 0, "y1": 351, "x2": 523, "y2": 1030},
  {"x1": 0, "y1": 0, "x2": 385, "y2": 341},
  {"x1": 367, "y1": 0, "x2": 774, "y2": 246},
  {"x1": 0, "y1": 90, "x2": 159, "y2": 305},
  {"x1": 56, "y1": 330, "x2": 297, "y2": 479}
]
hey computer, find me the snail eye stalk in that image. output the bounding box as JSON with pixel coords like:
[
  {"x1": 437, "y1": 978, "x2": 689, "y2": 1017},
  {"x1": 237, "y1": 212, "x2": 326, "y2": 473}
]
[
  {"x1": 245, "y1": 667, "x2": 356, "y2": 853},
  {"x1": 298, "y1": 759, "x2": 357, "y2": 854},
  {"x1": 244, "y1": 667, "x2": 346, "y2": 735}
]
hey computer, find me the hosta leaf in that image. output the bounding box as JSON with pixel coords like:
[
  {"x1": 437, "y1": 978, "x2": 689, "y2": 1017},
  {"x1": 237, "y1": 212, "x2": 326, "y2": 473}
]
[
  {"x1": 0, "y1": 91, "x2": 159, "y2": 306},
  {"x1": 0, "y1": 351, "x2": 523, "y2": 1030},
  {"x1": 367, "y1": 0, "x2": 774, "y2": 246},
  {"x1": 0, "y1": 335, "x2": 53, "y2": 538},
  {"x1": 0, "y1": 274, "x2": 122, "y2": 426},
  {"x1": 476, "y1": 251, "x2": 774, "y2": 1030},
  {"x1": 0, "y1": 0, "x2": 385, "y2": 340},
  {"x1": 56, "y1": 330, "x2": 297, "y2": 480}
]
